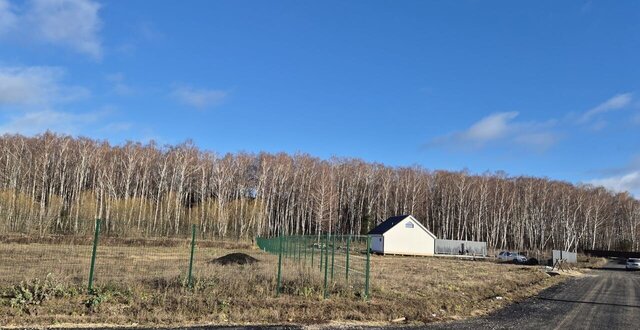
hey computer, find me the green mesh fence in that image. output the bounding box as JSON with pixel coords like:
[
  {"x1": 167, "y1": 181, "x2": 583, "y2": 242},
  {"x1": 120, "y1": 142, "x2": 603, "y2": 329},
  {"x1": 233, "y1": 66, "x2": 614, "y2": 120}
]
[
  {"x1": 256, "y1": 234, "x2": 371, "y2": 299},
  {"x1": 0, "y1": 220, "x2": 251, "y2": 294},
  {"x1": 88, "y1": 221, "x2": 194, "y2": 291},
  {"x1": 0, "y1": 220, "x2": 369, "y2": 301},
  {"x1": 0, "y1": 241, "x2": 90, "y2": 287}
]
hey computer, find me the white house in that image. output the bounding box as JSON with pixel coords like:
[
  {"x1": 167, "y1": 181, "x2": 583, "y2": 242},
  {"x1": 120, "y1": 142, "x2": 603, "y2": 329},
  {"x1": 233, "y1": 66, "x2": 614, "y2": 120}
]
[{"x1": 368, "y1": 215, "x2": 436, "y2": 256}]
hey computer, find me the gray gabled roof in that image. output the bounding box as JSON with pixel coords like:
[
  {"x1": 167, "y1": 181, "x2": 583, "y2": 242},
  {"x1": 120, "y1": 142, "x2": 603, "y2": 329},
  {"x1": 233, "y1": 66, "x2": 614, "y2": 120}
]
[{"x1": 367, "y1": 215, "x2": 411, "y2": 235}]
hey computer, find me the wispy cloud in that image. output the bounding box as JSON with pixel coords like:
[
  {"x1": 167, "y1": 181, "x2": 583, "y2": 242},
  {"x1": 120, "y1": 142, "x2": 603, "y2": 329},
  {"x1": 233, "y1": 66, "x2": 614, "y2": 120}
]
[
  {"x1": 459, "y1": 111, "x2": 518, "y2": 143},
  {"x1": 0, "y1": 0, "x2": 17, "y2": 34},
  {"x1": 429, "y1": 112, "x2": 559, "y2": 151},
  {"x1": 0, "y1": 66, "x2": 89, "y2": 106},
  {"x1": 589, "y1": 172, "x2": 640, "y2": 197},
  {"x1": 579, "y1": 93, "x2": 633, "y2": 123},
  {"x1": 0, "y1": 0, "x2": 103, "y2": 60},
  {"x1": 0, "y1": 65, "x2": 125, "y2": 137},
  {"x1": 0, "y1": 110, "x2": 105, "y2": 135},
  {"x1": 589, "y1": 155, "x2": 640, "y2": 197},
  {"x1": 171, "y1": 85, "x2": 229, "y2": 109}
]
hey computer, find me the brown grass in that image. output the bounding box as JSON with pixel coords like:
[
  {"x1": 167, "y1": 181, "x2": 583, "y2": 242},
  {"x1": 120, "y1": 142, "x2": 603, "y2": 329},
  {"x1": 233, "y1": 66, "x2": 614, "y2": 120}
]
[
  {"x1": 576, "y1": 254, "x2": 608, "y2": 269},
  {"x1": 0, "y1": 241, "x2": 564, "y2": 328},
  {"x1": 0, "y1": 234, "x2": 253, "y2": 249}
]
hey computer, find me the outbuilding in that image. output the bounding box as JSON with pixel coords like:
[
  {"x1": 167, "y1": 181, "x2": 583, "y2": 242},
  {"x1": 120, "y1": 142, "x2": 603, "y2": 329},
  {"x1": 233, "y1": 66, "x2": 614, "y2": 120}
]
[{"x1": 368, "y1": 215, "x2": 436, "y2": 256}]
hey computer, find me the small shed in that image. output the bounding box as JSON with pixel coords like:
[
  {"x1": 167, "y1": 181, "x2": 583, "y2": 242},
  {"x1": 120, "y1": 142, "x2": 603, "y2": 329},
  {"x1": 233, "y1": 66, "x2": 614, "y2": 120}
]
[{"x1": 368, "y1": 215, "x2": 436, "y2": 256}]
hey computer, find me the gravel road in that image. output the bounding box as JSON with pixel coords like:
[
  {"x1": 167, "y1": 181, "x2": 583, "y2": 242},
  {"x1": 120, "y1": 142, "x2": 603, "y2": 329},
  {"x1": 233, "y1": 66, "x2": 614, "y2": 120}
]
[{"x1": 423, "y1": 259, "x2": 640, "y2": 329}]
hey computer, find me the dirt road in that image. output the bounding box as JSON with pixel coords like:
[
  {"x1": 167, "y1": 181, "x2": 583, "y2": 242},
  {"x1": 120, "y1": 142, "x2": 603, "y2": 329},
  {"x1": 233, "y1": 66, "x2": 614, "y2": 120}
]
[{"x1": 425, "y1": 260, "x2": 640, "y2": 329}]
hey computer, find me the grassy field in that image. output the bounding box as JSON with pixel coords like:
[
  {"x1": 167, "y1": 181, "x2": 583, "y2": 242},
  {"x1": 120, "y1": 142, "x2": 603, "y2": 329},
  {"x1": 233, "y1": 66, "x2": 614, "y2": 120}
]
[{"x1": 0, "y1": 240, "x2": 565, "y2": 328}]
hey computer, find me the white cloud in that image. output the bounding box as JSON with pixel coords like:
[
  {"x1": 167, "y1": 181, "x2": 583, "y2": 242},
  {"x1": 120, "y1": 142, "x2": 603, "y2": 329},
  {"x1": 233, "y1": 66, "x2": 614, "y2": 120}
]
[
  {"x1": 0, "y1": 0, "x2": 17, "y2": 34},
  {"x1": 0, "y1": 0, "x2": 102, "y2": 59},
  {"x1": 0, "y1": 66, "x2": 89, "y2": 106},
  {"x1": 0, "y1": 65, "x2": 117, "y2": 137},
  {"x1": 580, "y1": 93, "x2": 633, "y2": 123},
  {"x1": 28, "y1": 0, "x2": 103, "y2": 59},
  {"x1": 462, "y1": 112, "x2": 518, "y2": 142},
  {"x1": 430, "y1": 112, "x2": 559, "y2": 151},
  {"x1": 0, "y1": 110, "x2": 104, "y2": 135},
  {"x1": 0, "y1": 64, "x2": 127, "y2": 138},
  {"x1": 171, "y1": 86, "x2": 228, "y2": 109},
  {"x1": 589, "y1": 171, "x2": 640, "y2": 197}
]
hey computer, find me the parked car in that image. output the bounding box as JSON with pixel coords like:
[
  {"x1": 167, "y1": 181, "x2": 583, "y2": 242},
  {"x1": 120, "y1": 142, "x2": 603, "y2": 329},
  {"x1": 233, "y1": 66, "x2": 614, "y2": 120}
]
[
  {"x1": 626, "y1": 258, "x2": 640, "y2": 270},
  {"x1": 497, "y1": 251, "x2": 528, "y2": 263}
]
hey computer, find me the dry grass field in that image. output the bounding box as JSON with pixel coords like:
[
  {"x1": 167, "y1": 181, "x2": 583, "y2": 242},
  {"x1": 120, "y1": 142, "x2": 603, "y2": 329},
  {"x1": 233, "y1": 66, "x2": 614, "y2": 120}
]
[{"x1": 0, "y1": 239, "x2": 564, "y2": 328}]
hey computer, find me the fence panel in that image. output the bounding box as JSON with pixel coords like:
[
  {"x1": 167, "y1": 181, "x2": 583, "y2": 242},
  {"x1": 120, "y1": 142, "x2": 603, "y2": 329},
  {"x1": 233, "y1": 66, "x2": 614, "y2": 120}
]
[
  {"x1": 435, "y1": 239, "x2": 487, "y2": 256},
  {"x1": 552, "y1": 250, "x2": 577, "y2": 264},
  {"x1": 91, "y1": 221, "x2": 191, "y2": 288},
  {"x1": 256, "y1": 234, "x2": 371, "y2": 299},
  {"x1": 0, "y1": 240, "x2": 90, "y2": 287}
]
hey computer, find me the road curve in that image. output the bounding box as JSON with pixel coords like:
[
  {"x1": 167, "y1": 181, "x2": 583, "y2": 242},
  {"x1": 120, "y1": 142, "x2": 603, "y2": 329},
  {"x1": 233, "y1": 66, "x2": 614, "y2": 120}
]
[{"x1": 424, "y1": 261, "x2": 640, "y2": 329}]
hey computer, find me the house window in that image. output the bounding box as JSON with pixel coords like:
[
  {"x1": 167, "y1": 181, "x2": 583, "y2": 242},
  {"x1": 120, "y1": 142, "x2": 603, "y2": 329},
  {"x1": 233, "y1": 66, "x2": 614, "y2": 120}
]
[{"x1": 405, "y1": 222, "x2": 414, "y2": 228}]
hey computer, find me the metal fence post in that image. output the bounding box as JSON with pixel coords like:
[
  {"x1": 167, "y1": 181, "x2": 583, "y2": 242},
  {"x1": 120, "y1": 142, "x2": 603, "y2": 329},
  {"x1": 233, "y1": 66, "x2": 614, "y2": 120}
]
[
  {"x1": 188, "y1": 224, "x2": 196, "y2": 287},
  {"x1": 365, "y1": 235, "x2": 371, "y2": 300},
  {"x1": 331, "y1": 233, "x2": 335, "y2": 281},
  {"x1": 88, "y1": 218, "x2": 101, "y2": 293},
  {"x1": 304, "y1": 236, "x2": 308, "y2": 265},
  {"x1": 277, "y1": 234, "x2": 283, "y2": 296},
  {"x1": 296, "y1": 236, "x2": 303, "y2": 263},
  {"x1": 311, "y1": 236, "x2": 315, "y2": 268},
  {"x1": 324, "y1": 232, "x2": 329, "y2": 299},
  {"x1": 320, "y1": 235, "x2": 324, "y2": 270},
  {"x1": 346, "y1": 235, "x2": 351, "y2": 282}
]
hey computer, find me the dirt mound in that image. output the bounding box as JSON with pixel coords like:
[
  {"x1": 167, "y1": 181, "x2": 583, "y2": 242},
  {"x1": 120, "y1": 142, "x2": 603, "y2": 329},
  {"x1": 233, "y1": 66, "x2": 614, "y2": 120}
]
[{"x1": 210, "y1": 253, "x2": 259, "y2": 265}]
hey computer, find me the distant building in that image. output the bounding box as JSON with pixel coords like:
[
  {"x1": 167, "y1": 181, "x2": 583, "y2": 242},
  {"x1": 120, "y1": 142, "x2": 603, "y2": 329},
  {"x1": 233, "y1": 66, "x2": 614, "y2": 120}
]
[{"x1": 368, "y1": 215, "x2": 436, "y2": 256}]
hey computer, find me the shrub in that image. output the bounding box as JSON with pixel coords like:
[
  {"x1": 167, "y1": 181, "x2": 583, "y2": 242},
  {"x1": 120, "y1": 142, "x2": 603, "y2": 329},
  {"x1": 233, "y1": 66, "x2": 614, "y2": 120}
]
[{"x1": 9, "y1": 274, "x2": 68, "y2": 313}]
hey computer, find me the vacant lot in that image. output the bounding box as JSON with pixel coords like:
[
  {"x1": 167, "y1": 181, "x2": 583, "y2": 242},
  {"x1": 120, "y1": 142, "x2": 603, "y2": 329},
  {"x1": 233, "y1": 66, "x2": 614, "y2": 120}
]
[{"x1": 0, "y1": 240, "x2": 563, "y2": 327}]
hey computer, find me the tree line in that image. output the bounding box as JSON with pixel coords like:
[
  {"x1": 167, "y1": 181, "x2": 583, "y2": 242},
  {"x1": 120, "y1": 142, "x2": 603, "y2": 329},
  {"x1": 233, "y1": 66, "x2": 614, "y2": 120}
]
[{"x1": 0, "y1": 133, "x2": 638, "y2": 252}]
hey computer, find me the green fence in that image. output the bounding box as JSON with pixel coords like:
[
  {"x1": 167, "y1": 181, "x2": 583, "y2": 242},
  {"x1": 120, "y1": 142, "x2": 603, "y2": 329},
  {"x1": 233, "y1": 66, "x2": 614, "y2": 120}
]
[
  {"x1": 0, "y1": 219, "x2": 208, "y2": 293},
  {"x1": 0, "y1": 220, "x2": 370, "y2": 301},
  {"x1": 256, "y1": 234, "x2": 371, "y2": 299},
  {"x1": 86, "y1": 220, "x2": 198, "y2": 291}
]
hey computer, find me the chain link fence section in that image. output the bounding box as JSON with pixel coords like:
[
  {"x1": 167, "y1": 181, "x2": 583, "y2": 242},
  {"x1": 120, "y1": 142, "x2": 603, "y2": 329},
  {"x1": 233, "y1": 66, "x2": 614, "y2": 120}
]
[{"x1": 256, "y1": 234, "x2": 371, "y2": 299}]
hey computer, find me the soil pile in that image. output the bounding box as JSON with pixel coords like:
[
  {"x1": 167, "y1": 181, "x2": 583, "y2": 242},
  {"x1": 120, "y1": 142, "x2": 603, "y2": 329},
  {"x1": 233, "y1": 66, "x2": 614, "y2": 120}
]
[{"x1": 210, "y1": 253, "x2": 259, "y2": 265}]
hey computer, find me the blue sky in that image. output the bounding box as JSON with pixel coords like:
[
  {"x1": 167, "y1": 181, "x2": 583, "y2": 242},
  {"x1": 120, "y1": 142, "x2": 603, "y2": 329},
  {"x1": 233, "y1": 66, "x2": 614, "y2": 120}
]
[{"x1": 1, "y1": 0, "x2": 639, "y2": 196}]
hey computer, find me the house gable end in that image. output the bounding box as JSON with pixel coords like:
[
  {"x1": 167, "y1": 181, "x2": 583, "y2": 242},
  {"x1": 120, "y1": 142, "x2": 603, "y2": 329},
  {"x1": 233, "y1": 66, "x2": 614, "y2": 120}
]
[{"x1": 382, "y1": 215, "x2": 436, "y2": 239}]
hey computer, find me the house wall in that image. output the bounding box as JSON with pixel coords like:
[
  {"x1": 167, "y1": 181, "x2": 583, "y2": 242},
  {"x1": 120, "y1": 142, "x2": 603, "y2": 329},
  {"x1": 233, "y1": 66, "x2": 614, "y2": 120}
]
[
  {"x1": 383, "y1": 217, "x2": 435, "y2": 256},
  {"x1": 371, "y1": 235, "x2": 384, "y2": 253}
]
